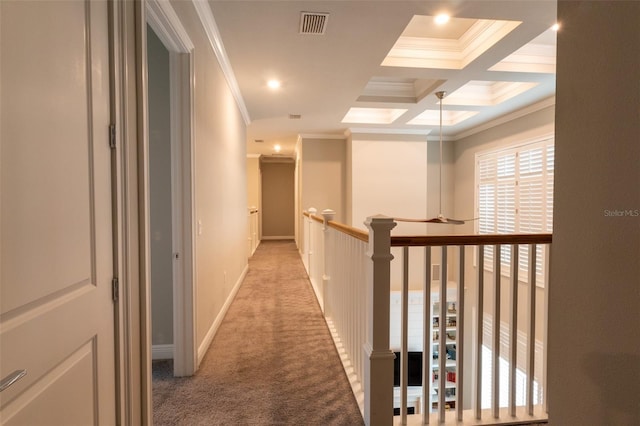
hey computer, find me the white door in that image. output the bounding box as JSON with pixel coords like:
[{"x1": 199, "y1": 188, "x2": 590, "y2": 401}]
[{"x1": 0, "y1": 1, "x2": 116, "y2": 424}]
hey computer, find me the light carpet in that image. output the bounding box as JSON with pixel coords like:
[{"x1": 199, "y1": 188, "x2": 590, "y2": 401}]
[{"x1": 153, "y1": 240, "x2": 364, "y2": 425}]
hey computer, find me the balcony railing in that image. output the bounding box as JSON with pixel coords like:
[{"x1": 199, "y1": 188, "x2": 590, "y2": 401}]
[{"x1": 301, "y1": 209, "x2": 551, "y2": 426}]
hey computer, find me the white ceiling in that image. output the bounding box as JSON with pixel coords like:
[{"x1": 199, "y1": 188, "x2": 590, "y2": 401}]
[{"x1": 208, "y1": 1, "x2": 557, "y2": 157}]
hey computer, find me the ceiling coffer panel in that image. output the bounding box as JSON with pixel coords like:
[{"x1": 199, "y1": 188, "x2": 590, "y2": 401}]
[{"x1": 299, "y1": 12, "x2": 329, "y2": 35}]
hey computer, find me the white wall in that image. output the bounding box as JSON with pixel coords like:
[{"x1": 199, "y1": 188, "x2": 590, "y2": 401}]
[
  {"x1": 350, "y1": 135, "x2": 427, "y2": 231},
  {"x1": 147, "y1": 26, "x2": 174, "y2": 348},
  {"x1": 348, "y1": 133, "x2": 454, "y2": 291},
  {"x1": 247, "y1": 155, "x2": 261, "y2": 244},
  {"x1": 171, "y1": 1, "x2": 248, "y2": 356},
  {"x1": 549, "y1": 2, "x2": 640, "y2": 424},
  {"x1": 300, "y1": 137, "x2": 346, "y2": 222}
]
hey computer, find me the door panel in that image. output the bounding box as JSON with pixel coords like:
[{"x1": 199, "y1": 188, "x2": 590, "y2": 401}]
[{"x1": 1, "y1": 1, "x2": 116, "y2": 424}]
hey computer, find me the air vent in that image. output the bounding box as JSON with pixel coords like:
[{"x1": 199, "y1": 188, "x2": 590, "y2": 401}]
[
  {"x1": 299, "y1": 12, "x2": 329, "y2": 35},
  {"x1": 288, "y1": 114, "x2": 302, "y2": 120},
  {"x1": 254, "y1": 139, "x2": 264, "y2": 143}
]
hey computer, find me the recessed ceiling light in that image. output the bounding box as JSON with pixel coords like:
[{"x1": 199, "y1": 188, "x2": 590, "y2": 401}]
[
  {"x1": 267, "y1": 80, "x2": 281, "y2": 89},
  {"x1": 551, "y1": 22, "x2": 561, "y2": 31},
  {"x1": 274, "y1": 144, "x2": 281, "y2": 153},
  {"x1": 434, "y1": 13, "x2": 450, "y2": 25}
]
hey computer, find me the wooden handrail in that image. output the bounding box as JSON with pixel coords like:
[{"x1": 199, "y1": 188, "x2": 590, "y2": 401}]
[
  {"x1": 391, "y1": 233, "x2": 552, "y2": 247},
  {"x1": 328, "y1": 221, "x2": 369, "y2": 242},
  {"x1": 303, "y1": 211, "x2": 552, "y2": 247},
  {"x1": 303, "y1": 211, "x2": 324, "y2": 224}
]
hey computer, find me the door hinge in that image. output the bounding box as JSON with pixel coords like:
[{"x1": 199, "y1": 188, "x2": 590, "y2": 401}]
[
  {"x1": 112, "y1": 277, "x2": 119, "y2": 303},
  {"x1": 109, "y1": 124, "x2": 116, "y2": 149}
]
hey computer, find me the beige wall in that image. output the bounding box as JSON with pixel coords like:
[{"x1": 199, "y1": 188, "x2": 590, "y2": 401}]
[
  {"x1": 147, "y1": 26, "x2": 174, "y2": 347},
  {"x1": 246, "y1": 156, "x2": 260, "y2": 210},
  {"x1": 300, "y1": 137, "x2": 346, "y2": 222},
  {"x1": 349, "y1": 135, "x2": 427, "y2": 232},
  {"x1": 348, "y1": 133, "x2": 454, "y2": 292},
  {"x1": 171, "y1": 1, "x2": 248, "y2": 354},
  {"x1": 549, "y1": 2, "x2": 640, "y2": 424},
  {"x1": 261, "y1": 161, "x2": 295, "y2": 238}
]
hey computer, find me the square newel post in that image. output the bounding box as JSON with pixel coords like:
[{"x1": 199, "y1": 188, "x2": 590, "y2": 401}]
[
  {"x1": 363, "y1": 215, "x2": 396, "y2": 426},
  {"x1": 321, "y1": 209, "x2": 335, "y2": 316}
]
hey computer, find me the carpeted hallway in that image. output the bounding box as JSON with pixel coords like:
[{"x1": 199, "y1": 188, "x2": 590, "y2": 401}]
[{"x1": 152, "y1": 240, "x2": 364, "y2": 425}]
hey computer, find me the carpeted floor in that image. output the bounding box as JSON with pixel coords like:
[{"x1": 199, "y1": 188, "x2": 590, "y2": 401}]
[{"x1": 152, "y1": 240, "x2": 364, "y2": 425}]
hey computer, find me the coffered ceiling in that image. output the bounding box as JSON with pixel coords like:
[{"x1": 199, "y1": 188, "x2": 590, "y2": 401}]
[{"x1": 207, "y1": 1, "x2": 557, "y2": 156}]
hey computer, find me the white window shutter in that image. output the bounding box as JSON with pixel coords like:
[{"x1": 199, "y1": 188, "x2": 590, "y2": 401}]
[{"x1": 476, "y1": 138, "x2": 554, "y2": 281}]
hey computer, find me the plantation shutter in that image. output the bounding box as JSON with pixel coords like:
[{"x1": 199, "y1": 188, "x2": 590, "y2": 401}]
[
  {"x1": 496, "y1": 152, "x2": 516, "y2": 265},
  {"x1": 518, "y1": 146, "x2": 544, "y2": 274},
  {"x1": 476, "y1": 138, "x2": 554, "y2": 282},
  {"x1": 478, "y1": 154, "x2": 497, "y2": 265}
]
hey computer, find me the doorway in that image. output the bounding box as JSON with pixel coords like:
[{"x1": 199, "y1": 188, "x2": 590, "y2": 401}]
[
  {"x1": 260, "y1": 157, "x2": 296, "y2": 240},
  {"x1": 145, "y1": 1, "x2": 196, "y2": 377},
  {"x1": 147, "y1": 24, "x2": 174, "y2": 364}
]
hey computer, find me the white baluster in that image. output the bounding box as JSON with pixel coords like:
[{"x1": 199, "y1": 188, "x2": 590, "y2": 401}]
[
  {"x1": 475, "y1": 245, "x2": 485, "y2": 420},
  {"x1": 509, "y1": 244, "x2": 519, "y2": 417},
  {"x1": 527, "y1": 244, "x2": 537, "y2": 416},
  {"x1": 457, "y1": 245, "x2": 465, "y2": 422},
  {"x1": 493, "y1": 245, "x2": 501, "y2": 419}
]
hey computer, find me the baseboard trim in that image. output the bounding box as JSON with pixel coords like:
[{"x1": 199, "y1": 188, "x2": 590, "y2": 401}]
[
  {"x1": 261, "y1": 236, "x2": 294, "y2": 240},
  {"x1": 197, "y1": 264, "x2": 249, "y2": 365},
  {"x1": 152, "y1": 344, "x2": 174, "y2": 360}
]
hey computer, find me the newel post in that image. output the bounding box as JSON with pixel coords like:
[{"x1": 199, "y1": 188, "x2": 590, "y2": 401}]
[
  {"x1": 321, "y1": 209, "x2": 335, "y2": 315},
  {"x1": 363, "y1": 215, "x2": 396, "y2": 426}
]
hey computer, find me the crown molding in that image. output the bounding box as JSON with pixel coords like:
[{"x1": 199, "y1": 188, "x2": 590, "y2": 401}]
[
  {"x1": 382, "y1": 18, "x2": 520, "y2": 71},
  {"x1": 146, "y1": 0, "x2": 194, "y2": 53},
  {"x1": 298, "y1": 133, "x2": 346, "y2": 140},
  {"x1": 192, "y1": 0, "x2": 251, "y2": 125},
  {"x1": 453, "y1": 96, "x2": 556, "y2": 140},
  {"x1": 345, "y1": 128, "x2": 432, "y2": 138}
]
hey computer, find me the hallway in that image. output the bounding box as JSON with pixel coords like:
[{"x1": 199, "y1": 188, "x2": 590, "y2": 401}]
[{"x1": 153, "y1": 240, "x2": 364, "y2": 425}]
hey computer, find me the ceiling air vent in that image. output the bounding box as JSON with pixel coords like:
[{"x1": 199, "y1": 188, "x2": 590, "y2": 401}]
[
  {"x1": 299, "y1": 12, "x2": 329, "y2": 35},
  {"x1": 288, "y1": 114, "x2": 302, "y2": 120}
]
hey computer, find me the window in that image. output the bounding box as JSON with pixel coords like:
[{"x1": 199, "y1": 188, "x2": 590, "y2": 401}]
[
  {"x1": 476, "y1": 137, "x2": 554, "y2": 284},
  {"x1": 480, "y1": 316, "x2": 544, "y2": 409},
  {"x1": 480, "y1": 345, "x2": 543, "y2": 409}
]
